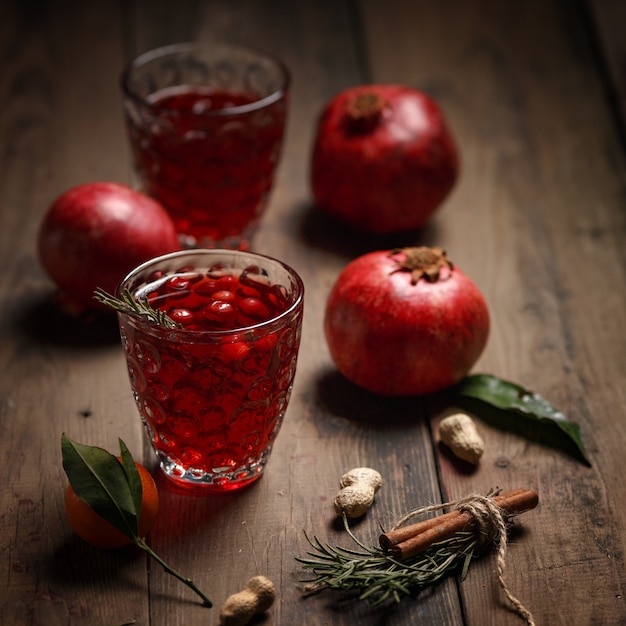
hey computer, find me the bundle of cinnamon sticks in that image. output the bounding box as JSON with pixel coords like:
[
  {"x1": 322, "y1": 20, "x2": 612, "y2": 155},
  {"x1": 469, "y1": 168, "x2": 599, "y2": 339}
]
[{"x1": 379, "y1": 488, "x2": 539, "y2": 561}]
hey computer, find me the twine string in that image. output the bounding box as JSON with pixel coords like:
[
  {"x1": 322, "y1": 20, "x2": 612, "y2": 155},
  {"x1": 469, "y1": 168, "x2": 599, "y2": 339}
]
[{"x1": 392, "y1": 493, "x2": 536, "y2": 626}]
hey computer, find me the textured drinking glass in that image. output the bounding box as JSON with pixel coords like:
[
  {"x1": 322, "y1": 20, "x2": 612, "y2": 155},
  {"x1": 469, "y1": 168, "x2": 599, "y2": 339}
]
[
  {"x1": 121, "y1": 43, "x2": 290, "y2": 250},
  {"x1": 116, "y1": 250, "x2": 304, "y2": 492}
]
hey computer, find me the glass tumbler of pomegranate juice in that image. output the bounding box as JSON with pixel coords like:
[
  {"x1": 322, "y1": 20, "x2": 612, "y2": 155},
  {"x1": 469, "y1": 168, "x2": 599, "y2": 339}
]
[
  {"x1": 121, "y1": 42, "x2": 290, "y2": 250},
  {"x1": 116, "y1": 250, "x2": 304, "y2": 492}
]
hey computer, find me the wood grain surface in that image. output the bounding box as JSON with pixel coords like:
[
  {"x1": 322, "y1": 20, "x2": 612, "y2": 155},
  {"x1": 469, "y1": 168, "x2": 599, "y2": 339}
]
[{"x1": 1, "y1": 1, "x2": 625, "y2": 625}]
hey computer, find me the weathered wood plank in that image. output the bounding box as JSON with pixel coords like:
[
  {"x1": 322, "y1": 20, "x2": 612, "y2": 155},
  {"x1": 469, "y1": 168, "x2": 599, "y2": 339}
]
[
  {"x1": 360, "y1": 0, "x2": 626, "y2": 624},
  {"x1": 0, "y1": 2, "x2": 151, "y2": 625},
  {"x1": 123, "y1": 1, "x2": 456, "y2": 624},
  {"x1": 586, "y1": 0, "x2": 626, "y2": 131}
]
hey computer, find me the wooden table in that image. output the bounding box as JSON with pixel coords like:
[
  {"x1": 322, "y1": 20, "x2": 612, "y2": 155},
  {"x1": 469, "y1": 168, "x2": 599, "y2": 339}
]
[{"x1": 2, "y1": 1, "x2": 625, "y2": 624}]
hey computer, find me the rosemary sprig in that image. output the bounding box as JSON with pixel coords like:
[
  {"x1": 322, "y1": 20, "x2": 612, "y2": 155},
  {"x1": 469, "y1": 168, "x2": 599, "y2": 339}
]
[
  {"x1": 297, "y1": 513, "x2": 479, "y2": 607},
  {"x1": 93, "y1": 287, "x2": 181, "y2": 329}
]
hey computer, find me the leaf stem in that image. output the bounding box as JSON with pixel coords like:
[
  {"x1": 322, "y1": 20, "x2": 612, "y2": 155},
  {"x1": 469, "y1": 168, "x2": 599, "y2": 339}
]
[{"x1": 135, "y1": 537, "x2": 212, "y2": 607}]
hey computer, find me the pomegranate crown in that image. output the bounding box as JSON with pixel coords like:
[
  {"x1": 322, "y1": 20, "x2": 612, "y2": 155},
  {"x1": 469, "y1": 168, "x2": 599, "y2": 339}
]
[{"x1": 389, "y1": 247, "x2": 454, "y2": 285}]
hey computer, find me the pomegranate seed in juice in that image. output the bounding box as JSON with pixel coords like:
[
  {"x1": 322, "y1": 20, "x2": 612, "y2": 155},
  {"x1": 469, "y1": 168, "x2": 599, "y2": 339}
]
[
  {"x1": 126, "y1": 85, "x2": 287, "y2": 249},
  {"x1": 119, "y1": 262, "x2": 303, "y2": 492}
]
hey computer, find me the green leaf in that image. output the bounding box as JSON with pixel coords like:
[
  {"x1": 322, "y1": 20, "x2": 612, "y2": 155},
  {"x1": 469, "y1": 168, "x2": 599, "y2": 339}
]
[
  {"x1": 452, "y1": 374, "x2": 591, "y2": 466},
  {"x1": 61, "y1": 433, "x2": 139, "y2": 540},
  {"x1": 119, "y1": 438, "x2": 143, "y2": 520}
]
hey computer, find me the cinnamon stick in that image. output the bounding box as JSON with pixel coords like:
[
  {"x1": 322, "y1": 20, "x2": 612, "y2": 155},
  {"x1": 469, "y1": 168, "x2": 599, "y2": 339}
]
[
  {"x1": 379, "y1": 488, "x2": 538, "y2": 561},
  {"x1": 379, "y1": 488, "x2": 527, "y2": 550}
]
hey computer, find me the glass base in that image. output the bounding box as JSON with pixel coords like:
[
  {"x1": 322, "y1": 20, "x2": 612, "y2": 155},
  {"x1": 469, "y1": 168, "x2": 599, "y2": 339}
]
[{"x1": 156, "y1": 450, "x2": 268, "y2": 493}]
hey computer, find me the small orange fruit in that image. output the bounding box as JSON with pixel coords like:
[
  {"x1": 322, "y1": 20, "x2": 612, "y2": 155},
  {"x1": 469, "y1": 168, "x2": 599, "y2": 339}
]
[{"x1": 65, "y1": 460, "x2": 160, "y2": 549}]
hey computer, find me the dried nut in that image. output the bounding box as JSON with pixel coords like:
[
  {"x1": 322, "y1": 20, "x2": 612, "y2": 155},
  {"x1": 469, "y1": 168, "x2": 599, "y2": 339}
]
[
  {"x1": 219, "y1": 575, "x2": 275, "y2": 626},
  {"x1": 333, "y1": 467, "x2": 382, "y2": 518},
  {"x1": 438, "y1": 413, "x2": 485, "y2": 464}
]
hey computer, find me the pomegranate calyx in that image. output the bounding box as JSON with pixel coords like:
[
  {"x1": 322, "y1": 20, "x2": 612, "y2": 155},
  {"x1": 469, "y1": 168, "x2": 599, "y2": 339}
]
[
  {"x1": 390, "y1": 247, "x2": 454, "y2": 285},
  {"x1": 345, "y1": 93, "x2": 387, "y2": 133}
]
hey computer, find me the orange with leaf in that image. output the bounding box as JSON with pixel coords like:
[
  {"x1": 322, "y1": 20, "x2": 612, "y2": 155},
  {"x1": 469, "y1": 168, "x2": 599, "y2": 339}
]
[
  {"x1": 61, "y1": 434, "x2": 212, "y2": 607},
  {"x1": 64, "y1": 456, "x2": 159, "y2": 549}
]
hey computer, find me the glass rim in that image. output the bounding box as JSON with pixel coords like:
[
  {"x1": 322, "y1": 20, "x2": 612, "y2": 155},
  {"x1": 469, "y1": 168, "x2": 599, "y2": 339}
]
[
  {"x1": 116, "y1": 249, "x2": 304, "y2": 337},
  {"x1": 120, "y1": 41, "x2": 291, "y2": 118}
]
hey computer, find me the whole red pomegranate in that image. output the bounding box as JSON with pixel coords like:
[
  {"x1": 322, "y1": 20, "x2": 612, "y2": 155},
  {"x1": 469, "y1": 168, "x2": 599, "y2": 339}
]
[
  {"x1": 311, "y1": 85, "x2": 459, "y2": 234},
  {"x1": 37, "y1": 182, "x2": 181, "y2": 312},
  {"x1": 324, "y1": 247, "x2": 489, "y2": 396}
]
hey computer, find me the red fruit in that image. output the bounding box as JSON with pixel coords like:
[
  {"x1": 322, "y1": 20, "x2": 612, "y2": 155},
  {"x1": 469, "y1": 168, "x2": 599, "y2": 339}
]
[
  {"x1": 37, "y1": 182, "x2": 181, "y2": 311},
  {"x1": 324, "y1": 247, "x2": 489, "y2": 396},
  {"x1": 311, "y1": 85, "x2": 459, "y2": 234}
]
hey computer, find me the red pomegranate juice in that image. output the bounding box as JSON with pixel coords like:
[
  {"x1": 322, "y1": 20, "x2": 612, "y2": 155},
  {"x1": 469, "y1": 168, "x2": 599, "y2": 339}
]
[
  {"x1": 126, "y1": 85, "x2": 287, "y2": 249},
  {"x1": 118, "y1": 255, "x2": 303, "y2": 491}
]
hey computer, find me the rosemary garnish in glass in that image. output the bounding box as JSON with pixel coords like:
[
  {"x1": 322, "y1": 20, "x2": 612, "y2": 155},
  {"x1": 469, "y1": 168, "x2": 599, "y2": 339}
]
[
  {"x1": 93, "y1": 287, "x2": 181, "y2": 329},
  {"x1": 297, "y1": 513, "x2": 479, "y2": 607}
]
